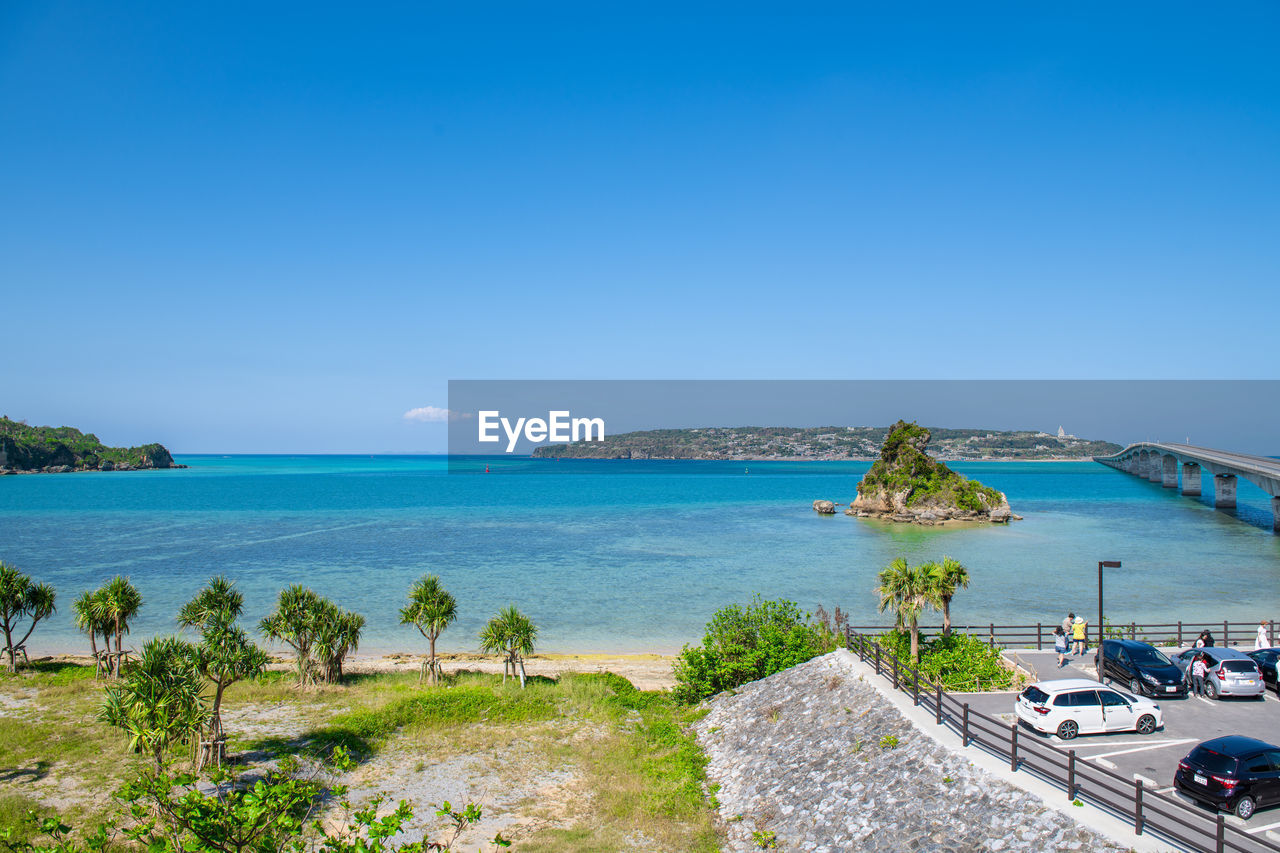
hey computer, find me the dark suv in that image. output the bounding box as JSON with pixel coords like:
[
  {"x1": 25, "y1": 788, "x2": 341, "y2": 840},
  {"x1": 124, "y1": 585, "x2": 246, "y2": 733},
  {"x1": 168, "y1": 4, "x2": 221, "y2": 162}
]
[
  {"x1": 1175, "y1": 736, "x2": 1280, "y2": 820},
  {"x1": 1094, "y1": 639, "x2": 1186, "y2": 698}
]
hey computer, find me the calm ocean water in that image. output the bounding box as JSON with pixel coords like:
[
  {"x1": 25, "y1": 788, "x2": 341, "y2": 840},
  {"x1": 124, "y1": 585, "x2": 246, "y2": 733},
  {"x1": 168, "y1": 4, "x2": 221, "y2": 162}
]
[{"x1": 1, "y1": 456, "x2": 1278, "y2": 656}]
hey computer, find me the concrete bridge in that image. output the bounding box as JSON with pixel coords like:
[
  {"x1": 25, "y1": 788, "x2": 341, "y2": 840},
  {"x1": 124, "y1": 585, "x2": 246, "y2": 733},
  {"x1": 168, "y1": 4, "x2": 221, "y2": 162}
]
[{"x1": 1095, "y1": 442, "x2": 1280, "y2": 531}]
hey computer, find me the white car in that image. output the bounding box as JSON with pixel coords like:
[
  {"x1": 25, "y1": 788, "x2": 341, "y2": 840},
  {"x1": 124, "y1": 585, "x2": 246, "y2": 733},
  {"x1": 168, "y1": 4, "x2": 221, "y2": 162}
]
[{"x1": 1015, "y1": 678, "x2": 1163, "y2": 740}]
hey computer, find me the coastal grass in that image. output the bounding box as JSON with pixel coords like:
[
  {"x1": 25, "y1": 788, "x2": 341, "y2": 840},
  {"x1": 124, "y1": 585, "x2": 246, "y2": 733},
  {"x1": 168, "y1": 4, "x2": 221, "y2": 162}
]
[{"x1": 2, "y1": 661, "x2": 718, "y2": 851}]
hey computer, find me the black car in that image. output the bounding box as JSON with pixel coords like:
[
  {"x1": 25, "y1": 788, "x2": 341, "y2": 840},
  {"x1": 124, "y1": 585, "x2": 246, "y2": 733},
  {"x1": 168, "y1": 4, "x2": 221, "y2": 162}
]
[
  {"x1": 1175, "y1": 736, "x2": 1280, "y2": 820},
  {"x1": 1247, "y1": 648, "x2": 1280, "y2": 696},
  {"x1": 1094, "y1": 638, "x2": 1186, "y2": 698}
]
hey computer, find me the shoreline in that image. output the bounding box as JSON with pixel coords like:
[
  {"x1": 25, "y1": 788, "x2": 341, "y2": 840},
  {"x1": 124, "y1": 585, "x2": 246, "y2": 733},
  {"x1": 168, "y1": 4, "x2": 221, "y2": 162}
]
[{"x1": 33, "y1": 650, "x2": 681, "y2": 691}]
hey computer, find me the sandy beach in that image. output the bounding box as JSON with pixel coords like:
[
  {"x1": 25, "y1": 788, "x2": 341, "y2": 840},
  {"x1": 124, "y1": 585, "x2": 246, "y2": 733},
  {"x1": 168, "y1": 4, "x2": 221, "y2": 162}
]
[{"x1": 41, "y1": 650, "x2": 679, "y2": 691}]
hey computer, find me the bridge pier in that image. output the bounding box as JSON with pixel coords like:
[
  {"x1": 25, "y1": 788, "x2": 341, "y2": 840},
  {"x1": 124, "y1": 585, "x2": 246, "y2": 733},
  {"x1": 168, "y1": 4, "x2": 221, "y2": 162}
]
[
  {"x1": 1181, "y1": 462, "x2": 1201, "y2": 496},
  {"x1": 1162, "y1": 455, "x2": 1178, "y2": 488},
  {"x1": 1214, "y1": 474, "x2": 1237, "y2": 509},
  {"x1": 1147, "y1": 454, "x2": 1163, "y2": 483}
]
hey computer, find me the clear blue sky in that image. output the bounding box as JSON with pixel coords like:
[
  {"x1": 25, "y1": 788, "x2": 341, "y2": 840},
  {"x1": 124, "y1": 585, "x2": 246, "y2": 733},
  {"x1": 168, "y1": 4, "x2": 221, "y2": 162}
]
[{"x1": 3, "y1": 3, "x2": 1277, "y2": 452}]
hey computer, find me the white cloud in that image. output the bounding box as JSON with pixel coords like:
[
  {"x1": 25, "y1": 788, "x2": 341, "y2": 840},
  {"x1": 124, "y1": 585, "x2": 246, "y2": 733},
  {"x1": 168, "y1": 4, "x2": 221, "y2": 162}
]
[{"x1": 403, "y1": 406, "x2": 455, "y2": 423}]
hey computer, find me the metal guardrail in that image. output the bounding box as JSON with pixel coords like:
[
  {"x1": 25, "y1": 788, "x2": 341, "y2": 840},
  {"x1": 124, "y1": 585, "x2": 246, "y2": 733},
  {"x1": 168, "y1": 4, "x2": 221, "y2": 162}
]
[
  {"x1": 845, "y1": 627, "x2": 1280, "y2": 853},
  {"x1": 845, "y1": 620, "x2": 1278, "y2": 651}
]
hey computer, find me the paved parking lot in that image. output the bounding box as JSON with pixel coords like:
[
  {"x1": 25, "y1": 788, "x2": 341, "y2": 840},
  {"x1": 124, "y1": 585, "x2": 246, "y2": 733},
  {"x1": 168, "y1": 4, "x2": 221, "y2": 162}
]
[{"x1": 964, "y1": 647, "x2": 1280, "y2": 839}]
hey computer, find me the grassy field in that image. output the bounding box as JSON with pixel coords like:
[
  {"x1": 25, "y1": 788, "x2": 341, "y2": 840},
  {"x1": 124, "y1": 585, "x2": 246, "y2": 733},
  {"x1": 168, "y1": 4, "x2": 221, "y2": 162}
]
[{"x1": 0, "y1": 663, "x2": 719, "y2": 851}]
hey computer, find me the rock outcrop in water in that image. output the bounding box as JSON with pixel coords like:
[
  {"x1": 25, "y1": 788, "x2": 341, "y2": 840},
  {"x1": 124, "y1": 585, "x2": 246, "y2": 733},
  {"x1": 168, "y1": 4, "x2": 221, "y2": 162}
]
[
  {"x1": 843, "y1": 420, "x2": 1019, "y2": 525},
  {"x1": 0, "y1": 416, "x2": 183, "y2": 474}
]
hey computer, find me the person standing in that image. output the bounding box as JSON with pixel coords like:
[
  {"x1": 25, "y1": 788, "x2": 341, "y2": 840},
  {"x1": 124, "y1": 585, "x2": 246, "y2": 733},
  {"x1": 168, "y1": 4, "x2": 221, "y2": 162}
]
[
  {"x1": 1072, "y1": 616, "x2": 1088, "y2": 656},
  {"x1": 1062, "y1": 612, "x2": 1074, "y2": 639},
  {"x1": 1190, "y1": 653, "x2": 1209, "y2": 697},
  {"x1": 1257, "y1": 620, "x2": 1272, "y2": 651},
  {"x1": 1054, "y1": 626, "x2": 1069, "y2": 668}
]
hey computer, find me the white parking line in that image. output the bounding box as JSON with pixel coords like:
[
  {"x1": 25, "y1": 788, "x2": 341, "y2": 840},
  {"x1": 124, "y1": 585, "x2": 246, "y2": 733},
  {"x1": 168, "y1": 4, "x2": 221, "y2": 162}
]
[
  {"x1": 1068, "y1": 739, "x2": 1187, "y2": 750},
  {"x1": 1086, "y1": 739, "x2": 1197, "y2": 761},
  {"x1": 1245, "y1": 819, "x2": 1280, "y2": 835}
]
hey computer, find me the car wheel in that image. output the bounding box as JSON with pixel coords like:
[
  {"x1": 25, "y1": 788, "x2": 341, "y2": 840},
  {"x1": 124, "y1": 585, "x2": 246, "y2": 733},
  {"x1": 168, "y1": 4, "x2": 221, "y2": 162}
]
[
  {"x1": 1136, "y1": 714, "x2": 1157, "y2": 735},
  {"x1": 1235, "y1": 796, "x2": 1256, "y2": 820},
  {"x1": 1057, "y1": 720, "x2": 1079, "y2": 740},
  {"x1": 1205, "y1": 681, "x2": 1219, "y2": 700},
  {"x1": 1129, "y1": 678, "x2": 1144, "y2": 695}
]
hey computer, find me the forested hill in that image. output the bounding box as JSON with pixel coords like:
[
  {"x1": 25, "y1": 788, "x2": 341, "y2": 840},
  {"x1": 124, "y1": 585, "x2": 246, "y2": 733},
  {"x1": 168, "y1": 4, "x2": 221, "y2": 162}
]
[
  {"x1": 0, "y1": 416, "x2": 181, "y2": 473},
  {"x1": 533, "y1": 425, "x2": 1121, "y2": 461}
]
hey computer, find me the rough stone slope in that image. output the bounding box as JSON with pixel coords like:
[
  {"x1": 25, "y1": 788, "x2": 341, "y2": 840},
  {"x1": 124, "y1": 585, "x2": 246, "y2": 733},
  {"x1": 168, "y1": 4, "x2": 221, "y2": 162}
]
[{"x1": 694, "y1": 652, "x2": 1122, "y2": 852}]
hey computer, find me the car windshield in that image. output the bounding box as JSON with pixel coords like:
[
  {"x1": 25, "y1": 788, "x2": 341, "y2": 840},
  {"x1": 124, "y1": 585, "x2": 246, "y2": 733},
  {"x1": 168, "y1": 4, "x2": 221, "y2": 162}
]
[
  {"x1": 1251, "y1": 651, "x2": 1278, "y2": 663},
  {"x1": 1130, "y1": 648, "x2": 1172, "y2": 666},
  {"x1": 1022, "y1": 686, "x2": 1050, "y2": 704},
  {"x1": 1188, "y1": 747, "x2": 1239, "y2": 775},
  {"x1": 1222, "y1": 661, "x2": 1257, "y2": 674}
]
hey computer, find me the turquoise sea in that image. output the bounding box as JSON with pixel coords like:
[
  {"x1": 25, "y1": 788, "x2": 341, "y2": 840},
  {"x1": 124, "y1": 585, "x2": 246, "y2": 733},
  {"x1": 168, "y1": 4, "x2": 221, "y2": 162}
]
[{"x1": 1, "y1": 456, "x2": 1278, "y2": 656}]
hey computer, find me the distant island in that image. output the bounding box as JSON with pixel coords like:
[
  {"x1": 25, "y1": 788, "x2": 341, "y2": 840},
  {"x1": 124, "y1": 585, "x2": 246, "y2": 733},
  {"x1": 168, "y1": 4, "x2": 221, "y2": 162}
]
[
  {"x1": 533, "y1": 424, "x2": 1120, "y2": 461},
  {"x1": 0, "y1": 416, "x2": 183, "y2": 474},
  {"x1": 835, "y1": 420, "x2": 1019, "y2": 525}
]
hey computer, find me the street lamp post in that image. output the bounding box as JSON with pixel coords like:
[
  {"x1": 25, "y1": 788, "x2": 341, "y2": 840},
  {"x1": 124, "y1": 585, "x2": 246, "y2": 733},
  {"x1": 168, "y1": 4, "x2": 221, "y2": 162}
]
[{"x1": 1098, "y1": 560, "x2": 1122, "y2": 650}]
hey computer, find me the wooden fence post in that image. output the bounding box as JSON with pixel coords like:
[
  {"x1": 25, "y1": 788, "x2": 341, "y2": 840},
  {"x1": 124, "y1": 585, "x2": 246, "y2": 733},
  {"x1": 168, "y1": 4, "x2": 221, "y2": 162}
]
[
  {"x1": 1036, "y1": 622, "x2": 1042, "y2": 650},
  {"x1": 875, "y1": 645, "x2": 881, "y2": 676},
  {"x1": 1133, "y1": 779, "x2": 1143, "y2": 834},
  {"x1": 935, "y1": 682, "x2": 942, "y2": 726},
  {"x1": 1010, "y1": 723, "x2": 1018, "y2": 772},
  {"x1": 1216, "y1": 813, "x2": 1225, "y2": 852},
  {"x1": 912, "y1": 667, "x2": 919, "y2": 706},
  {"x1": 962, "y1": 703, "x2": 970, "y2": 747},
  {"x1": 1129, "y1": 622, "x2": 1136, "y2": 640},
  {"x1": 1177, "y1": 621, "x2": 1182, "y2": 646},
  {"x1": 989, "y1": 623, "x2": 995, "y2": 649},
  {"x1": 1067, "y1": 750, "x2": 1075, "y2": 801},
  {"x1": 1224, "y1": 620, "x2": 1229, "y2": 646},
  {"x1": 892, "y1": 654, "x2": 900, "y2": 690}
]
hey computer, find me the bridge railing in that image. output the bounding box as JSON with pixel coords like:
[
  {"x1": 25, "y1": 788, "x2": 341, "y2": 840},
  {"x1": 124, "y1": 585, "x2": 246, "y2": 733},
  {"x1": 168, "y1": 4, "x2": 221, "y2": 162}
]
[
  {"x1": 844, "y1": 620, "x2": 1278, "y2": 650},
  {"x1": 844, "y1": 627, "x2": 1280, "y2": 853}
]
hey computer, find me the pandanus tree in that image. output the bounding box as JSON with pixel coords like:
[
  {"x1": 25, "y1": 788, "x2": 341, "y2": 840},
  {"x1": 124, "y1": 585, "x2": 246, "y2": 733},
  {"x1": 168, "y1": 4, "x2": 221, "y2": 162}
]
[
  {"x1": 260, "y1": 585, "x2": 325, "y2": 687},
  {"x1": 0, "y1": 562, "x2": 56, "y2": 673},
  {"x1": 72, "y1": 589, "x2": 115, "y2": 677},
  {"x1": 260, "y1": 586, "x2": 363, "y2": 687},
  {"x1": 177, "y1": 576, "x2": 268, "y2": 759},
  {"x1": 315, "y1": 606, "x2": 364, "y2": 684},
  {"x1": 876, "y1": 557, "x2": 937, "y2": 663},
  {"x1": 400, "y1": 574, "x2": 457, "y2": 684},
  {"x1": 479, "y1": 605, "x2": 538, "y2": 688},
  {"x1": 99, "y1": 636, "x2": 208, "y2": 770},
  {"x1": 929, "y1": 555, "x2": 970, "y2": 637},
  {"x1": 91, "y1": 576, "x2": 143, "y2": 677}
]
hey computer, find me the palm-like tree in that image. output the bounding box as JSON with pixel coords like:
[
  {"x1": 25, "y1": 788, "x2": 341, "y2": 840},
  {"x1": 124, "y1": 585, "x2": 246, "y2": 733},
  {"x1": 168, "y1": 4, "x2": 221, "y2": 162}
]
[
  {"x1": 316, "y1": 608, "x2": 364, "y2": 684},
  {"x1": 100, "y1": 636, "x2": 207, "y2": 770},
  {"x1": 876, "y1": 558, "x2": 937, "y2": 663},
  {"x1": 929, "y1": 556, "x2": 970, "y2": 637},
  {"x1": 177, "y1": 575, "x2": 244, "y2": 631},
  {"x1": 259, "y1": 585, "x2": 325, "y2": 688},
  {"x1": 73, "y1": 589, "x2": 115, "y2": 677},
  {"x1": 92, "y1": 576, "x2": 143, "y2": 677},
  {"x1": 0, "y1": 562, "x2": 56, "y2": 673},
  {"x1": 178, "y1": 577, "x2": 268, "y2": 763},
  {"x1": 400, "y1": 574, "x2": 457, "y2": 685},
  {"x1": 479, "y1": 605, "x2": 537, "y2": 688}
]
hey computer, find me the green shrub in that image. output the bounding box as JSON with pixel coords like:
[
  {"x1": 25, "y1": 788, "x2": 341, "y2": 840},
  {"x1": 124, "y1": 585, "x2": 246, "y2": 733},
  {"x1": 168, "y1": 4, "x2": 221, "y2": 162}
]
[
  {"x1": 673, "y1": 597, "x2": 839, "y2": 704},
  {"x1": 875, "y1": 629, "x2": 1014, "y2": 691}
]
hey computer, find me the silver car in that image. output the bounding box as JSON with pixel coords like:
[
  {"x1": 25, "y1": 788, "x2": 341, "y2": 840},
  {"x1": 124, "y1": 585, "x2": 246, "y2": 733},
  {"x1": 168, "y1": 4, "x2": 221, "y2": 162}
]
[{"x1": 1173, "y1": 647, "x2": 1266, "y2": 699}]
